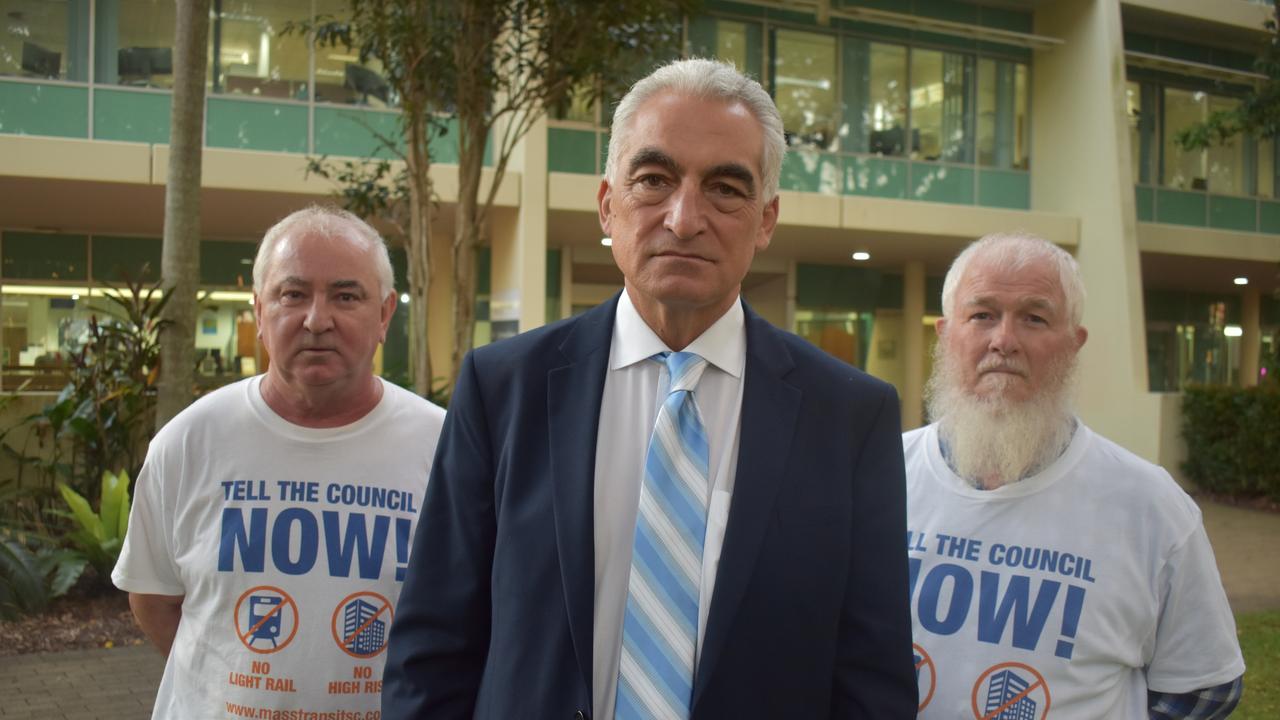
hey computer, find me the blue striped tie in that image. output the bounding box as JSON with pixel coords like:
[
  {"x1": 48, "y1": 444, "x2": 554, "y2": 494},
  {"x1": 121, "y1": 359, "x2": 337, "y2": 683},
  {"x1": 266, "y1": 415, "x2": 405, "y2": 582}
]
[{"x1": 616, "y1": 351, "x2": 710, "y2": 720}]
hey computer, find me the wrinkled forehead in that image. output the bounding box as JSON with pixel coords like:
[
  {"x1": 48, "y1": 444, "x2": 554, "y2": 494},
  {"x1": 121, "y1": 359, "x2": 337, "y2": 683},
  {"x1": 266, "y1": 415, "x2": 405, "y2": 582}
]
[
  {"x1": 618, "y1": 92, "x2": 764, "y2": 174},
  {"x1": 264, "y1": 230, "x2": 375, "y2": 281},
  {"x1": 957, "y1": 255, "x2": 1068, "y2": 308}
]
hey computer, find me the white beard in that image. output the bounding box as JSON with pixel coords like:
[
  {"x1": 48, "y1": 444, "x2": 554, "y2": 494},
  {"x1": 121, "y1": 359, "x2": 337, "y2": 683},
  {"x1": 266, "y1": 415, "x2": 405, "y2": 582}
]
[{"x1": 925, "y1": 347, "x2": 1078, "y2": 489}]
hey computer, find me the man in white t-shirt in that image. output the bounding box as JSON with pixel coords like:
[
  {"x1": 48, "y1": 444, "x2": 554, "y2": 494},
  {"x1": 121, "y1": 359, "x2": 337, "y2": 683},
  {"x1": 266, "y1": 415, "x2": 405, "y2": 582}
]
[
  {"x1": 113, "y1": 206, "x2": 445, "y2": 719},
  {"x1": 904, "y1": 232, "x2": 1244, "y2": 719}
]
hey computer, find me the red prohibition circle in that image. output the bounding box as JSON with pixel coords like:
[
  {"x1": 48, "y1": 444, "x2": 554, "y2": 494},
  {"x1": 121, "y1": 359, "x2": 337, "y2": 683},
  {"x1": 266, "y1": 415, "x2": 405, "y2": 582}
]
[
  {"x1": 233, "y1": 585, "x2": 299, "y2": 655},
  {"x1": 913, "y1": 643, "x2": 937, "y2": 711},
  {"x1": 970, "y1": 661, "x2": 1051, "y2": 720},
  {"x1": 330, "y1": 591, "x2": 394, "y2": 659}
]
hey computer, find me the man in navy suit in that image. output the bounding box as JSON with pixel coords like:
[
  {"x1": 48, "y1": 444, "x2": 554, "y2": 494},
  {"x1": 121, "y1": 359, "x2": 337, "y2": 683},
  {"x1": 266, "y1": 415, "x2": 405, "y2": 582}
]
[{"x1": 382, "y1": 58, "x2": 916, "y2": 719}]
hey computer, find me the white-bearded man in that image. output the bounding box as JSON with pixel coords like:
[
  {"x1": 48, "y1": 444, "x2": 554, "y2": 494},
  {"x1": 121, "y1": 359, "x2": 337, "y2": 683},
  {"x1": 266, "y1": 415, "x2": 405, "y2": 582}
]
[{"x1": 903, "y1": 233, "x2": 1244, "y2": 719}]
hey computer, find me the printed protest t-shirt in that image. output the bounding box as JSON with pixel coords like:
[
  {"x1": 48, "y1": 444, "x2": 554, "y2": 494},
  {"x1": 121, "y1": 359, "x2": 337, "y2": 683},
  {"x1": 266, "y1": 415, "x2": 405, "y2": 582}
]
[
  {"x1": 903, "y1": 422, "x2": 1243, "y2": 720},
  {"x1": 113, "y1": 376, "x2": 445, "y2": 720}
]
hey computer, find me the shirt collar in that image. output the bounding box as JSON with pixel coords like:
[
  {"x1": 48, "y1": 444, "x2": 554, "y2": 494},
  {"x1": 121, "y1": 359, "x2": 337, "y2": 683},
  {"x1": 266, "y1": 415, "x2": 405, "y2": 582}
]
[{"x1": 611, "y1": 289, "x2": 746, "y2": 379}]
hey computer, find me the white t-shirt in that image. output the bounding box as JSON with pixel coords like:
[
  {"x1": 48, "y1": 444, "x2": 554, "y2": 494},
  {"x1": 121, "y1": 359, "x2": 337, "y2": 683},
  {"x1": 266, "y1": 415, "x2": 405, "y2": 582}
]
[
  {"x1": 113, "y1": 376, "x2": 445, "y2": 720},
  {"x1": 903, "y1": 421, "x2": 1243, "y2": 719}
]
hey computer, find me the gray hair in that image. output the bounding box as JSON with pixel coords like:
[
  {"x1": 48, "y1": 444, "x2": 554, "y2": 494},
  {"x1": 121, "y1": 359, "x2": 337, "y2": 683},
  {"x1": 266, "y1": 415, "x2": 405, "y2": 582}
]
[
  {"x1": 253, "y1": 205, "x2": 395, "y2": 301},
  {"x1": 605, "y1": 57, "x2": 786, "y2": 203},
  {"x1": 941, "y1": 232, "x2": 1086, "y2": 328}
]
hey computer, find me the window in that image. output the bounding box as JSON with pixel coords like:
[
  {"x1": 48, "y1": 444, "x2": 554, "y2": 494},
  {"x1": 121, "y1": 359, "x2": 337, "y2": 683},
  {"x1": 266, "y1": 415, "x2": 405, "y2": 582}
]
[
  {"x1": 773, "y1": 29, "x2": 838, "y2": 151},
  {"x1": 2, "y1": 0, "x2": 88, "y2": 81},
  {"x1": 689, "y1": 17, "x2": 762, "y2": 80},
  {"x1": 910, "y1": 49, "x2": 973, "y2": 163},
  {"x1": 1162, "y1": 88, "x2": 1250, "y2": 194},
  {"x1": 95, "y1": 0, "x2": 176, "y2": 88},
  {"x1": 209, "y1": 1, "x2": 311, "y2": 100},
  {"x1": 976, "y1": 58, "x2": 1027, "y2": 169},
  {"x1": 842, "y1": 40, "x2": 907, "y2": 156},
  {"x1": 312, "y1": 0, "x2": 395, "y2": 107}
]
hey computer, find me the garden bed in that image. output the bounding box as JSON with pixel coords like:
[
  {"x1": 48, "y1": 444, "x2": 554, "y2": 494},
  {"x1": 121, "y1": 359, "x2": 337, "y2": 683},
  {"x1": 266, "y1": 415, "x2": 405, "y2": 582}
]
[{"x1": 0, "y1": 584, "x2": 146, "y2": 656}]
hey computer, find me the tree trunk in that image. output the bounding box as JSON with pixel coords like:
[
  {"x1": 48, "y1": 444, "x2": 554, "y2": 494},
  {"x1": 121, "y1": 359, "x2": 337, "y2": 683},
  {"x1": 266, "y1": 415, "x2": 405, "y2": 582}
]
[
  {"x1": 404, "y1": 101, "x2": 434, "y2": 398},
  {"x1": 155, "y1": 0, "x2": 210, "y2": 430}
]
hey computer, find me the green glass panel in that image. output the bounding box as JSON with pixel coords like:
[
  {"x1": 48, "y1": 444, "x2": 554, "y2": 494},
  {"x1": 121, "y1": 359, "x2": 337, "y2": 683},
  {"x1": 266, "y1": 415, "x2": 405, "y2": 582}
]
[
  {"x1": 977, "y1": 169, "x2": 1029, "y2": 209},
  {"x1": 206, "y1": 97, "x2": 307, "y2": 152},
  {"x1": 546, "y1": 249, "x2": 562, "y2": 299},
  {"x1": 1135, "y1": 186, "x2": 1154, "y2": 222},
  {"x1": 314, "y1": 107, "x2": 401, "y2": 159},
  {"x1": 796, "y1": 264, "x2": 882, "y2": 309},
  {"x1": 877, "y1": 273, "x2": 903, "y2": 310},
  {"x1": 910, "y1": 162, "x2": 974, "y2": 204},
  {"x1": 384, "y1": 245, "x2": 409, "y2": 386},
  {"x1": 1154, "y1": 189, "x2": 1207, "y2": 226},
  {"x1": 0, "y1": 81, "x2": 87, "y2": 137},
  {"x1": 1144, "y1": 289, "x2": 1241, "y2": 324},
  {"x1": 1207, "y1": 195, "x2": 1257, "y2": 232},
  {"x1": 979, "y1": 6, "x2": 1032, "y2": 33},
  {"x1": 705, "y1": 1, "x2": 764, "y2": 17},
  {"x1": 548, "y1": 128, "x2": 597, "y2": 174},
  {"x1": 915, "y1": 32, "x2": 977, "y2": 52},
  {"x1": 1124, "y1": 33, "x2": 1160, "y2": 55},
  {"x1": 93, "y1": 236, "x2": 162, "y2": 283},
  {"x1": 915, "y1": 0, "x2": 977, "y2": 23},
  {"x1": 200, "y1": 240, "x2": 258, "y2": 287},
  {"x1": 93, "y1": 88, "x2": 170, "y2": 143},
  {"x1": 844, "y1": 156, "x2": 908, "y2": 199},
  {"x1": 2, "y1": 232, "x2": 88, "y2": 280},
  {"x1": 976, "y1": 42, "x2": 1032, "y2": 62},
  {"x1": 476, "y1": 246, "x2": 490, "y2": 296},
  {"x1": 428, "y1": 116, "x2": 460, "y2": 165},
  {"x1": 1260, "y1": 200, "x2": 1280, "y2": 234},
  {"x1": 1159, "y1": 39, "x2": 1211, "y2": 65},
  {"x1": 926, "y1": 276, "x2": 943, "y2": 316},
  {"x1": 780, "y1": 151, "x2": 839, "y2": 194},
  {"x1": 389, "y1": 247, "x2": 408, "y2": 291},
  {"x1": 688, "y1": 16, "x2": 763, "y2": 80}
]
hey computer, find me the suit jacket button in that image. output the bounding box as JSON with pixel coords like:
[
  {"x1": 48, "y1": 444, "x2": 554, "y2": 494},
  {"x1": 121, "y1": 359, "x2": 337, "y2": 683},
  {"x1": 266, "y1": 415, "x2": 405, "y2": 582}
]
[{"x1": 573, "y1": 712, "x2": 586, "y2": 720}]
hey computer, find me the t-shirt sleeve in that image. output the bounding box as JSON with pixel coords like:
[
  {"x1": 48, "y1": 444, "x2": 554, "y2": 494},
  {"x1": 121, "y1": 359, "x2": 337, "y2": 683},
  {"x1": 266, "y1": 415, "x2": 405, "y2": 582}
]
[
  {"x1": 1145, "y1": 522, "x2": 1245, "y2": 692},
  {"x1": 111, "y1": 443, "x2": 186, "y2": 596}
]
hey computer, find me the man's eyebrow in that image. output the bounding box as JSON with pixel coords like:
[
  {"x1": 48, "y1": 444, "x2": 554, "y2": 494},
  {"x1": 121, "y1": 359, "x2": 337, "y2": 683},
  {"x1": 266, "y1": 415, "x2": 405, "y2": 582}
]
[
  {"x1": 330, "y1": 279, "x2": 368, "y2": 295},
  {"x1": 707, "y1": 163, "x2": 756, "y2": 194},
  {"x1": 627, "y1": 147, "x2": 680, "y2": 177}
]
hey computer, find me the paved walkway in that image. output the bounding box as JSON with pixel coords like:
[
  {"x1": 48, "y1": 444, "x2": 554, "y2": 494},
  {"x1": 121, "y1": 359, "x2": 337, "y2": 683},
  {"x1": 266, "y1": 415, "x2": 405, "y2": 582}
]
[
  {"x1": 0, "y1": 645, "x2": 163, "y2": 719},
  {"x1": 0, "y1": 498, "x2": 1276, "y2": 719}
]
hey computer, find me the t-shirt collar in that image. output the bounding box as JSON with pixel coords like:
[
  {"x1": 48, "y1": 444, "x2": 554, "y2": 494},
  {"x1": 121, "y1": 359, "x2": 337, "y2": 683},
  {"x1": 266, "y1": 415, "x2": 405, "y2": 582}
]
[{"x1": 611, "y1": 289, "x2": 745, "y2": 379}]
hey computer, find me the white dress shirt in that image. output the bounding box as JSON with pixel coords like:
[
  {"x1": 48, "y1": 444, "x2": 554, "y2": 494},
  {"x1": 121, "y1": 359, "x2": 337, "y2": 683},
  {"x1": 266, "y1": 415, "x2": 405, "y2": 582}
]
[{"x1": 591, "y1": 291, "x2": 746, "y2": 719}]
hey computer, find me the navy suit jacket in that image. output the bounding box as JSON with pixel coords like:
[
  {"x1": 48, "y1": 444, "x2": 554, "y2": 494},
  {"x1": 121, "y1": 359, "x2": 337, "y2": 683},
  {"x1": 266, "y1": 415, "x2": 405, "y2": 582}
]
[{"x1": 383, "y1": 295, "x2": 916, "y2": 719}]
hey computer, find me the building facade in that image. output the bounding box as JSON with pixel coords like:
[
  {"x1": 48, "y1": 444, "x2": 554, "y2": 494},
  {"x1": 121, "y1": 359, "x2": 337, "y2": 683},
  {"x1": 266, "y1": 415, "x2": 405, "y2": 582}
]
[{"x1": 2, "y1": 0, "x2": 1278, "y2": 468}]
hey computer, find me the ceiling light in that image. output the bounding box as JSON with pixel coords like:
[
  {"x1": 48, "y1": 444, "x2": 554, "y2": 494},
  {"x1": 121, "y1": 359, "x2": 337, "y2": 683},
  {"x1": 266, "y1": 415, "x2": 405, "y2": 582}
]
[
  {"x1": 852, "y1": 251, "x2": 871, "y2": 261},
  {"x1": 70, "y1": 294, "x2": 79, "y2": 301},
  {"x1": 601, "y1": 237, "x2": 612, "y2": 247},
  {"x1": 400, "y1": 292, "x2": 410, "y2": 304},
  {"x1": 1224, "y1": 325, "x2": 1243, "y2": 337},
  {"x1": 1234, "y1": 277, "x2": 1248, "y2": 285}
]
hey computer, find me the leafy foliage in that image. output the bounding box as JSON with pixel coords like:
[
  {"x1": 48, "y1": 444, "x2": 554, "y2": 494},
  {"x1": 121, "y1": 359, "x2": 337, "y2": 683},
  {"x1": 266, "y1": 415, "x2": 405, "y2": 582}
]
[
  {"x1": 287, "y1": 0, "x2": 696, "y2": 394},
  {"x1": 2, "y1": 276, "x2": 167, "y2": 538},
  {"x1": 0, "y1": 528, "x2": 86, "y2": 620},
  {"x1": 56, "y1": 470, "x2": 131, "y2": 583},
  {"x1": 1175, "y1": 7, "x2": 1280, "y2": 151},
  {"x1": 1181, "y1": 385, "x2": 1280, "y2": 501}
]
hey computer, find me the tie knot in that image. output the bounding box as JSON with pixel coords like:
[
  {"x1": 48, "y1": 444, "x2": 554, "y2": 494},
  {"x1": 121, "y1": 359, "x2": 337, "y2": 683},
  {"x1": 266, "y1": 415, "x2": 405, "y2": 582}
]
[{"x1": 657, "y1": 351, "x2": 708, "y2": 393}]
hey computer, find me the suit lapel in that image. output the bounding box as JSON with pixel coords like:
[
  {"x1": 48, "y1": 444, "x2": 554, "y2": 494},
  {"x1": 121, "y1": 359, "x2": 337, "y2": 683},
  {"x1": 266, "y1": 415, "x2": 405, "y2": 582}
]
[
  {"x1": 547, "y1": 294, "x2": 618, "y2": 701},
  {"x1": 693, "y1": 305, "x2": 800, "y2": 710}
]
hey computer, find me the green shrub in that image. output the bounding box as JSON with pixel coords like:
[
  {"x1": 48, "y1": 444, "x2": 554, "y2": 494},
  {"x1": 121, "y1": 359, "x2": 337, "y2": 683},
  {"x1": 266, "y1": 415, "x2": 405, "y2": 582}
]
[
  {"x1": 0, "y1": 528, "x2": 85, "y2": 620},
  {"x1": 57, "y1": 470, "x2": 131, "y2": 583},
  {"x1": 1181, "y1": 385, "x2": 1280, "y2": 501}
]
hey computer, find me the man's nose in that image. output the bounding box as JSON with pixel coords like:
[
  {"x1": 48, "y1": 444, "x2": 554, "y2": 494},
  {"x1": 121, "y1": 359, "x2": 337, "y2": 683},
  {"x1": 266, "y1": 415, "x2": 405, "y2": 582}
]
[
  {"x1": 303, "y1": 297, "x2": 335, "y2": 333},
  {"x1": 664, "y1": 181, "x2": 709, "y2": 240},
  {"x1": 988, "y1": 316, "x2": 1020, "y2": 355}
]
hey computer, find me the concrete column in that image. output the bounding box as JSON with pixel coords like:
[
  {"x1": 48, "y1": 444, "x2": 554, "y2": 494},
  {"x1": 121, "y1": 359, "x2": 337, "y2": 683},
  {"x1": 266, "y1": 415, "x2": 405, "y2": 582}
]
[
  {"x1": 1031, "y1": 0, "x2": 1160, "y2": 460},
  {"x1": 1242, "y1": 287, "x2": 1261, "y2": 387},
  {"x1": 902, "y1": 260, "x2": 926, "y2": 430},
  {"x1": 489, "y1": 115, "x2": 549, "y2": 335}
]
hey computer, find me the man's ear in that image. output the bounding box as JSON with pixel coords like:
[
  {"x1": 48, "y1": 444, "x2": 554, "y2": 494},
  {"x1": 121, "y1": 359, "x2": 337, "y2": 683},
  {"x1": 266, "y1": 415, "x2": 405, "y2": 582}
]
[
  {"x1": 755, "y1": 194, "x2": 780, "y2": 252},
  {"x1": 935, "y1": 316, "x2": 948, "y2": 336},
  {"x1": 253, "y1": 293, "x2": 264, "y2": 338},
  {"x1": 1074, "y1": 325, "x2": 1088, "y2": 350},
  {"x1": 379, "y1": 292, "x2": 397, "y2": 343},
  {"x1": 598, "y1": 179, "x2": 613, "y2": 236}
]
